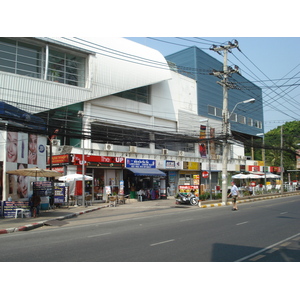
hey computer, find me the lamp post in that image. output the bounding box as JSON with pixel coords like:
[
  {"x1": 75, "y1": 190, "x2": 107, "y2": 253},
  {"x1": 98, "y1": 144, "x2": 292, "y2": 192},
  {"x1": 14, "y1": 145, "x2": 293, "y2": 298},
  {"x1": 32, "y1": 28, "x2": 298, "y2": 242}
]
[{"x1": 222, "y1": 98, "x2": 256, "y2": 204}]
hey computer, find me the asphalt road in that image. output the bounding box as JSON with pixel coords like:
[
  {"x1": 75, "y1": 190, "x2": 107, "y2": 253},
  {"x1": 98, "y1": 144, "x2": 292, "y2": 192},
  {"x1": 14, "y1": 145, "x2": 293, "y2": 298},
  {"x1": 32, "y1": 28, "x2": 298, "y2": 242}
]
[{"x1": 0, "y1": 196, "x2": 299, "y2": 262}]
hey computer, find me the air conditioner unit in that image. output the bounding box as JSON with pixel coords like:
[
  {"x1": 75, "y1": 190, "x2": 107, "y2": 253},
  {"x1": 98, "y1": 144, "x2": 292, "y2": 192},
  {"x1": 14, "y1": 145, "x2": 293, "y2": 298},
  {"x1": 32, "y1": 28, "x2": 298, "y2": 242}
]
[
  {"x1": 52, "y1": 139, "x2": 60, "y2": 146},
  {"x1": 162, "y1": 149, "x2": 168, "y2": 155},
  {"x1": 129, "y1": 146, "x2": 137, "y2": 153},
  {"x1": 244, "y1": 156, "x2": 252, "y2": 160},
  {"x1": 238, "y1": 155, "x2": 242, "y2": 159},
  {"x1": 178, "y1": 150, "x2": 185, "y2": 156},
  {"x1": 105, "y1": 144, "x2": 113, "y2": 151}
]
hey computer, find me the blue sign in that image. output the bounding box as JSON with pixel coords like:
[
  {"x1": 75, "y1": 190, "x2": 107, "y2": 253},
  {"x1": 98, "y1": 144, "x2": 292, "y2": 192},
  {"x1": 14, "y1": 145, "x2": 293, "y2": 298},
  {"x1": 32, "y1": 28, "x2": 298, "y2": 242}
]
[{"x1": 126, "y1": 158, "x2": 156, "y2": 168}]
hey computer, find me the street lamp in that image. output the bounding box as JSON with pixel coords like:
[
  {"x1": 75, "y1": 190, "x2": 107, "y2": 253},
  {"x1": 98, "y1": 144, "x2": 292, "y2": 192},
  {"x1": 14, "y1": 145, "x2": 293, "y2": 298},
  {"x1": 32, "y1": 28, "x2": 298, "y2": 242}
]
[
  {"x1": 229, "y1": 98, "x2": 256, "y2": 119},
  {"x1": 222, "y1": 98, "x2": 256, "y2": 204}
]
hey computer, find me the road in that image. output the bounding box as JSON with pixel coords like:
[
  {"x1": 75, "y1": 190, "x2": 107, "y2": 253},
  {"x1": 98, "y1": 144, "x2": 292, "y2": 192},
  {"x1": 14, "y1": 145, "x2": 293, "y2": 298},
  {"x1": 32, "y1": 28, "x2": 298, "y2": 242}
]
[{"x1": 0, "y1": 196, "x2": 299, "y2": 262}]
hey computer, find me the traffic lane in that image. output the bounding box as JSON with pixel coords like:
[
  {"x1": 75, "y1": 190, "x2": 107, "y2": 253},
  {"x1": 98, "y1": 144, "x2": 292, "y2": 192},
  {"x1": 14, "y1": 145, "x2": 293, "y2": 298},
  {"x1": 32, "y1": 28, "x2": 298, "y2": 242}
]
[
  {"x1": 35, "y1": 204, "x2": 195, "y2": 230},
  {"x1": 236, "y1": 233, "x2": 300, "y2": 262},
  {"x1": 0, "y1": 197, "x2": 298, "y2": 262}
]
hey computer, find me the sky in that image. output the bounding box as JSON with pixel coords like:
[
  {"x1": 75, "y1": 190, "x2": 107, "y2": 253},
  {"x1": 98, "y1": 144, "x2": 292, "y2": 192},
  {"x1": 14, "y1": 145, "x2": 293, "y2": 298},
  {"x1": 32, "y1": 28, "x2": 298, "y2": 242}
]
[
  {"x1": 126, "y1": 37, "x2": 300, "y2": 133},
  {"x1": 3, "y1": 2, "x2": 300, "y2": 134}
]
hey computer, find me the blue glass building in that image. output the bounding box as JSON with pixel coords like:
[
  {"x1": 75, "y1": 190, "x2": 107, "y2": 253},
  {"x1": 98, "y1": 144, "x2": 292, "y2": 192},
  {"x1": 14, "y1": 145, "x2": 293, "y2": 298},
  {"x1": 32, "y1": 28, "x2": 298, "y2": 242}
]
[{"x1": 166, "y1": 46, "x2": 264, "y2": 138}]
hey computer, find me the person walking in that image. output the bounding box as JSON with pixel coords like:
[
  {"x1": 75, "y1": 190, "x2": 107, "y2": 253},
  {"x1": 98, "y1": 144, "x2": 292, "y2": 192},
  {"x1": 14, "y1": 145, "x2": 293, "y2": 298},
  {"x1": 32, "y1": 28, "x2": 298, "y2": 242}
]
[
  {"x1": 228, "y1": 181, "x2": 239, "y2": 211},
  {"x1": 30, "y1": 192, "x2": 41, "y2": 217}
]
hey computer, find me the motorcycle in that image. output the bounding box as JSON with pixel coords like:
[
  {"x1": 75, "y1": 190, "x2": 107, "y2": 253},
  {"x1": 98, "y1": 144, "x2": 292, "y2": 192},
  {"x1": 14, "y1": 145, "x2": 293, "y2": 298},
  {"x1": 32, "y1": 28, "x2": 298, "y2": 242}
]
[{"x1": 176, "y1": 191, "x2": 199, "y2": 206}]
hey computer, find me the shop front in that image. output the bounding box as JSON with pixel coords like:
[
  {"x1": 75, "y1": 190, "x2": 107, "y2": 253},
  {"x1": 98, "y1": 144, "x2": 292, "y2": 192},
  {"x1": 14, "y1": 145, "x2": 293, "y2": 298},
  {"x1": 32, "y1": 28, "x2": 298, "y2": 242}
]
[
  {"x1": 50, "y1": 154, "x2": 125, "y2": 202},
  {"x1": 124, "y1": 158, "x2": 166, "y2": 200},
  {"x1": 177, "y1": 161, "x2": 201, "y2": 197},
  {"x1": 72, "y1": 154, "x2": 125, "y2": 201}
]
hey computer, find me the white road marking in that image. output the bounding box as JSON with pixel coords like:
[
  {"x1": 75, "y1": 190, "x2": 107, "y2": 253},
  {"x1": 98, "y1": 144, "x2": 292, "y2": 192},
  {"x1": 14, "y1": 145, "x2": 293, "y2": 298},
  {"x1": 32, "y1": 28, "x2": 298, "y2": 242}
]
[
  {"x1": 88, "y1": 233, "x2": 111, "y2": 238},
  {"x1": 235, "y1": 232, "x2": 300, "y2": 262},
  {"x1": 236, "y1": 221, "x2": 249, "y2": 226},
  {"x1": 280, "y1": 211, "x2": 288, "y2": 215},
  {"x1": 150, "y1": 239, "x2": 175, "y2": 246}
]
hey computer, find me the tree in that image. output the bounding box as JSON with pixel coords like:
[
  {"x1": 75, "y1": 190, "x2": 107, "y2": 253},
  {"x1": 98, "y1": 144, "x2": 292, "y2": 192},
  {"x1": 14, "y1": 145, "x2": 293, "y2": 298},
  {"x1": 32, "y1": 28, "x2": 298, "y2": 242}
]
[{"x1": 265, "y1": 121, "x2": 300, "y2": 180}]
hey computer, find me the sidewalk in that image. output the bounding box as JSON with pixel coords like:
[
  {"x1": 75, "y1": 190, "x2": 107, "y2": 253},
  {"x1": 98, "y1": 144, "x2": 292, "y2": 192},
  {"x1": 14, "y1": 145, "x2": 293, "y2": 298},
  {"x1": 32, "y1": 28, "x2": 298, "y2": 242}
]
[
  {"x1": 1, "y1": 192, "x2": 298, "y2": 234},
  {"x1": 0, "y1": 197, "x2": 176, "y2": 234}
]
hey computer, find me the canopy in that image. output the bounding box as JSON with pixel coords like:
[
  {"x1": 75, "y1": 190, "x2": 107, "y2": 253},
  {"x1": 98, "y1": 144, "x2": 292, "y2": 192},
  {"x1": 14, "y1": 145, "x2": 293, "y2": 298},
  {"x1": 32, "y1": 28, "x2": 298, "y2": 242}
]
[
  {"x1": 7, "y1": 167, "x2": 62, "y2": 178},
  {"x1": 264, "y1": 172, "x2": 281, "y2": 179},
  {"x1": 58, "y1": 174, "x2": 93, "y2": 181},
  {"x1": 232, "y1": 173, "x2": 249, "y2": 179},
  {"x1": 232, "y1": 173, "x2": 262, "y2": 179},
  {"x1": 126, "y1": 168, "x2": 166, "y2": 177}
]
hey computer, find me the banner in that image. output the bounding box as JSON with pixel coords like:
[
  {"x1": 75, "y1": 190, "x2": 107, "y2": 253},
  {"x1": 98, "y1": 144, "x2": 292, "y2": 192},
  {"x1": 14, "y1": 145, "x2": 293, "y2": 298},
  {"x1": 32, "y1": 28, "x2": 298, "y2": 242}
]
[{"x1": 199, "y1": 125, "x2": 207, "y2": 158}]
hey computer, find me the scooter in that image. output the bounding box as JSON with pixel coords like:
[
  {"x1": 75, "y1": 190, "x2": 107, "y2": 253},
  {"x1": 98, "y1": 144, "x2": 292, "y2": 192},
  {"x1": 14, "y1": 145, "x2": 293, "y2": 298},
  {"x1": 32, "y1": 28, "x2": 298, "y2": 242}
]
[{"x1": 176, "y1": 191, "x2": 199, "y2": 206}]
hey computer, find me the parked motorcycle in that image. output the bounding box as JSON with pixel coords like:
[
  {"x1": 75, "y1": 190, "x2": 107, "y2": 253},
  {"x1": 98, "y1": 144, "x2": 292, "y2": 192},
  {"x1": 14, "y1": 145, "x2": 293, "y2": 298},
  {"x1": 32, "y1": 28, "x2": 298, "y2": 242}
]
[{"x1": 176, "y1": 191, "x2": 199, "y2": 206}]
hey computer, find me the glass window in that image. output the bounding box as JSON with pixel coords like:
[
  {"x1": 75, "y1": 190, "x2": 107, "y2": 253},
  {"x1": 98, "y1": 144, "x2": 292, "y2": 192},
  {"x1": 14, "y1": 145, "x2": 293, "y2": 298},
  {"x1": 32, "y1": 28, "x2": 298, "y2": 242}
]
[
  {"x1": 208, "y1": 105, "x2": 215, "y2": 116},
  {"x1": 48, "y1": 49, "x2": 85, "y2": 87},
  {"x1": 0, "y1": 38, "x2": 42, "y2": 78},
  {"x1": 230, "y1": 112, "x2": 237, "y2": 122},
  {"x1": 247, "y1": 117, "x2": 253, "y2": 126},
  {"x1": 237, "y1": 115, "x2": 246, "y2": 124},
  {"x1": 0, "y1": 38, "x2": 16, "y2": 73},
  {"x1": 115, "y1": 86, "x2": 150, "y2": 103},
  {"x1": 216, "y1": 107, "x2": 222, "y2": 118},
  {"x1": 0, "y1": 38, "x2": 86, "y2": 87}
]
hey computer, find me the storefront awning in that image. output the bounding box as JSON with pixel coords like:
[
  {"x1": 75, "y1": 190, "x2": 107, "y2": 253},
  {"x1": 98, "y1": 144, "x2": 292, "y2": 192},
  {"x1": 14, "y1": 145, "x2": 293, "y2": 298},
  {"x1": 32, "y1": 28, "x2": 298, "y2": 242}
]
[{"x1": 126, "y1": 168, "x2": 166, "y2": 177}]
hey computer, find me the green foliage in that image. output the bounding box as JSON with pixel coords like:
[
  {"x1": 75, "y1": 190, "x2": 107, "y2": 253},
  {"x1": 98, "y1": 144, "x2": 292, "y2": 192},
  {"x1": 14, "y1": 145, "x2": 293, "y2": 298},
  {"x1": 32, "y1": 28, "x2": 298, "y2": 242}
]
[{"x1": 265, "y1": 121, "x2": 300, "y2": 172}]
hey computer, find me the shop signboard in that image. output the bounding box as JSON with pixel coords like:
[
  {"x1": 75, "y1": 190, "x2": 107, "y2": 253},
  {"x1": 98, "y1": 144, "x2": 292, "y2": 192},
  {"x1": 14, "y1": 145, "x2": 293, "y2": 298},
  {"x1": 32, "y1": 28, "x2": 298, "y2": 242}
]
[
  {"x1": 72, "y1": 155, "x2": 125, "y2": 167},
  {"x1": 3, "y1": 200, "x2": 30, "y2": 218},
  {"x1": 54, "y1": 183, "x2": 67, "y2": 204},
  {"x1": 183, "y1": 161, "x2": 200, "y2": 170},
  {"x1": 33, "y1": 181, "x2": 52, "y2": 196},
  {"x1": 119, "y1": 180, "x2": 124, "y2": 195},
  {"x1": 125, "y1": 158, "x2": 156, "y2": 168},
  {"x1": 165, "y1": 160, "x2": 176, "y2": 169},
  {"x1": 48, "y1": 154, "x2": 70, "y2": 165}
]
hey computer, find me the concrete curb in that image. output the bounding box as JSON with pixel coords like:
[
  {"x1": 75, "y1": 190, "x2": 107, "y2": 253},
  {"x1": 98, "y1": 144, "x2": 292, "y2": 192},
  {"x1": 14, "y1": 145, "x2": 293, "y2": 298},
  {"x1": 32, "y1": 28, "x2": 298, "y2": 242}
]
[
  {"x1": 199, "y1": 193, "x2": 297, "y2": 208},
  {"x1": 0, "y1": 204, "x2": 109, "y2": 235}
]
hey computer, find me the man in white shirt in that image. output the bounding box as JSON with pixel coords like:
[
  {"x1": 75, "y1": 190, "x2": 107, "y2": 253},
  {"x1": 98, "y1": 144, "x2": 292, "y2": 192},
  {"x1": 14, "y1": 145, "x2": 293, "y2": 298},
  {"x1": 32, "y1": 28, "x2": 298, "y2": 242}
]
[{"x1": 228, "y1": 181, "x2": 239, "y2": 211}]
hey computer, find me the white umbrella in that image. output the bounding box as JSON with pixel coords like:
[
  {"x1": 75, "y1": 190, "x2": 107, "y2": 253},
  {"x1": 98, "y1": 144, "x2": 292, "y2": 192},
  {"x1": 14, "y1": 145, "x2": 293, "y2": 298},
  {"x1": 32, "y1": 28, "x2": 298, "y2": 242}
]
[
  {"x1": 58, "y1": 174, "x2": 93, "y2": 181},
  {"x1": 232, "y1": 173, "x2": 249, "y2": 179},
  {"x1": 247, "y1": 174, "x2": 263, "y2": 179},
  {"x1": 264, "y1": 172, "x2": 281, "y2": 179}
]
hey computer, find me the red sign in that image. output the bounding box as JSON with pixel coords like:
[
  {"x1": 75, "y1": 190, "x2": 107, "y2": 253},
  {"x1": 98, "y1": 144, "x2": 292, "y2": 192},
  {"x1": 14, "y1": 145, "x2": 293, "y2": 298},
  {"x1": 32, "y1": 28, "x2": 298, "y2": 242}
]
[
  {"x1": 48, "y1": 154, "x2": 70, "y2": 165},
  {"x1": 202, "y1": 171, "x2": 209, "y2": 178},
  {"x1": 72, "y1": 154, "x2": 125, "y2": 166}
]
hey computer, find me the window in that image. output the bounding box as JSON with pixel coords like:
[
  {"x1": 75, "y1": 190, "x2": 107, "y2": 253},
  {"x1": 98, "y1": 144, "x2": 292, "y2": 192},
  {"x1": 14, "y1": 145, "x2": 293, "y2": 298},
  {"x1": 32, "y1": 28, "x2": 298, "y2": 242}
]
[
  {"x1": 230, "y1": 112, "x2": 237, "y2": 122},
  {"x1": 115, "y1": 86, "x2": 150, "y2": 104},
  {"x1": 253, "y1": 120, "x2": 263, "y2": 128},
  {"x1": 237, "y1": 115, "x2": 246, "y2": 124},
  {"x1": 216, "y1": 107, "x2": 222, "y2": 118},
  {"x1": 208, "y1": 105, "x2": 222, "y2": 118},
  {"x1": 0, "y1": 38, "x2": 42, "y2": 78},
  {"x1": 247, "y1": 117, "x2": 253, "y2": 126},
  {"x1": 48, "y1": 49, "x2": 85, "y2": 87},
  {"x1": 208, "y1": 105, "x2": 215, "y2": 116},
  {"x1": 0, "y1": 38, "x2": 86, "y2": 87}
]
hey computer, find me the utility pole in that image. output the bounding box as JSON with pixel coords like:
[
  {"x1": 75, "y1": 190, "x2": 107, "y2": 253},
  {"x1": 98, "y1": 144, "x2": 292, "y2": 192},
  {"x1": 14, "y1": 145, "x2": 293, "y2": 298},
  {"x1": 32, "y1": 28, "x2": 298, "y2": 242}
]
[
  {"x1": 281, "y1": 125, "x2": 284, "y2": 195},
  {"x1": 210, "y1": 40, "x2": 240, "y2": 204}
]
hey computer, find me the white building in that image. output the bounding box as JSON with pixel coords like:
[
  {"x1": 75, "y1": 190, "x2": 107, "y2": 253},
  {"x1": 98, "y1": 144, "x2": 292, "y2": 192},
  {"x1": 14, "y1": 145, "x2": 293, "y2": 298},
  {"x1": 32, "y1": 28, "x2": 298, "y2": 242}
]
[{"x1": 0, "y1": 37, "x2": 236, "y2": 202}]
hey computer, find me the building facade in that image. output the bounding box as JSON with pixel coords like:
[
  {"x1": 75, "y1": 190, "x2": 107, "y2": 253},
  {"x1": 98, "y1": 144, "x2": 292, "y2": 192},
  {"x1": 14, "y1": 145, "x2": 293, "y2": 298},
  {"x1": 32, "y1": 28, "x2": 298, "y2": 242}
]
[{"x1": 0, "y1": 37, "x2": 269, "y2": 204}]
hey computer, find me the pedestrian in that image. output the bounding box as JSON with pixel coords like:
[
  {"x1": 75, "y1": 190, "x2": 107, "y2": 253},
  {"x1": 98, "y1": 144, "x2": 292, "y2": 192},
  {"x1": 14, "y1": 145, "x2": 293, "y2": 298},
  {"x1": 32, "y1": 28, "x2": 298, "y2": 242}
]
[
  {"x1": 228, "y1": 181, "x2": 239, "y2": 211},
  {"x1": 30, "y1": 192, "x2": 41, "y2": 217}
]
